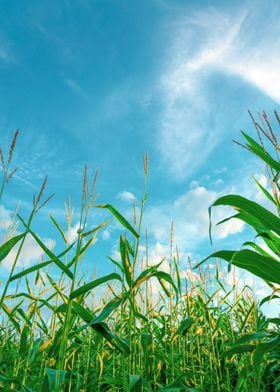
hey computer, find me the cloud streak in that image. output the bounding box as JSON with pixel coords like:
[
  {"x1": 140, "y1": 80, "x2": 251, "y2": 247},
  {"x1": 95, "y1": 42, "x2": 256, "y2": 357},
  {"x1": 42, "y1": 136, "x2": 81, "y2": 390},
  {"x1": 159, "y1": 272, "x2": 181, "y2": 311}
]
[{"x1": 157, "y1": 2, "x2": 280, "y2": 180}]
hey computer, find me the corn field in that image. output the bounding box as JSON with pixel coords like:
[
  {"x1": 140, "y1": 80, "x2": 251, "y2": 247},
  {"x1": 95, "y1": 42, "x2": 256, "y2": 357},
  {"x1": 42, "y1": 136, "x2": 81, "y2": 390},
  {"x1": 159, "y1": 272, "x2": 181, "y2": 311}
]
[{"x1": 0, "y1": 112, "x2": 280, "y2": 391}]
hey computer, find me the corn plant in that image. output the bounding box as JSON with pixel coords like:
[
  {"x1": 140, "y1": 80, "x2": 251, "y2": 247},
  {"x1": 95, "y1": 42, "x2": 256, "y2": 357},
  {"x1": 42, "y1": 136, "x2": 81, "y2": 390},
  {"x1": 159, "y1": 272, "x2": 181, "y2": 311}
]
[
  {"x1": 0, "y1": 122, "x2": 277, "y2": 391},
  {"x1": 197, "y1": 111, "x2": 280, "y2": 390}
]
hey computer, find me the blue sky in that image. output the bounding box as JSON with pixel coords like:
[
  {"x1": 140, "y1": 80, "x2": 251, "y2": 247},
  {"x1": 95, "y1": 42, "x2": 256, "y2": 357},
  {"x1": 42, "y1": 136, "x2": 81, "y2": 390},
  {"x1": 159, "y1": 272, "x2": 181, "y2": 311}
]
[{"x1": 0, "y1": 0, "x2": 280, "y2": 313}]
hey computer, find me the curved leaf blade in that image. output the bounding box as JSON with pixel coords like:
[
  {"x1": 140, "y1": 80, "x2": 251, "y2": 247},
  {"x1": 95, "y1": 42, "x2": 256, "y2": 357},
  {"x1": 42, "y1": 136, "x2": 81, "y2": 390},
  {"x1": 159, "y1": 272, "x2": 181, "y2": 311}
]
[
  {"x1": 0, "y1": 233, "x2": 25, "y2": 263},
  {"x1": 96, "y1": 204, "x2": 139, "y2": 238},
  {"x1": 70, "y1": 273, "x2": 122, "y2": 300}
]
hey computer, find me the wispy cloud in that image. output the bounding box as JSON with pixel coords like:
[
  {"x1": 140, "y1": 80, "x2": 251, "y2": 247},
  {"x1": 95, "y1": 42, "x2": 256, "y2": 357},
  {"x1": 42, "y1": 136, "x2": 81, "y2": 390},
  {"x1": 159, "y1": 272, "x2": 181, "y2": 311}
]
[
  {"x1": 0, "y1": 35, "x2": 16, "y2": 64},
  {"x1": 65, "y1": 79, "x2": 88, "y2": 100},
  {"x1": 13, "y1": 174, "x2": 40, "y2": 191},
  {"x1": 157, "y1": 3, "x2": 280, "y2": 180}
]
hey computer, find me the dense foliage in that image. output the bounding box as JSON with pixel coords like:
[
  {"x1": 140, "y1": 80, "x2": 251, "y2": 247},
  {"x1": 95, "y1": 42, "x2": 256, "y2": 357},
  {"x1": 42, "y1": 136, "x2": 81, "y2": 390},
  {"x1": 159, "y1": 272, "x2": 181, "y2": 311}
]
[{"x1": 0, "y1": 112, "x2": 279, "y2": 391}]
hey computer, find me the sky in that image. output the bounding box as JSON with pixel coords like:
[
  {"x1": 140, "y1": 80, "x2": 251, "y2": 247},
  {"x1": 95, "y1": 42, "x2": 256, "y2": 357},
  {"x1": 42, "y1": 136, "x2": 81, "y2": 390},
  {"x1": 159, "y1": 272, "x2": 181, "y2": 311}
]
[{"x1": 0, "y1": 0, "x2": 280, "y2": 315}]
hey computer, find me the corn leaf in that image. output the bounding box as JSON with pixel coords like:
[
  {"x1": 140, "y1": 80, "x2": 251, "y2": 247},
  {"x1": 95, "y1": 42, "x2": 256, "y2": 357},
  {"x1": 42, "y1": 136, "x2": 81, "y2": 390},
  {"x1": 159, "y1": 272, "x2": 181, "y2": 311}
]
[
  {"x1": 221, "y1": 344, "x2": 255, "y2": 358},
  {"x1": 0, "y1": 233, "x2": 25, "y2": 263},
  {"x1": 72, "y1": 302, "x2": 129, "y2": 354},
  {"x1": 253, "y1": 335, "x2": 280, "y2": 377},
  {"x1": 70, "y1": 273, "x2": 122, "y2": 300},
  {"x1": 49, "y1": 214, "x2": 67, "y2": 243},
  {"x1": 27, "y1": 228, "x2": 73, "y2": 279},
  {"x1": 242, "y1": 131, "x2": 280, "y2": 172},
  {"x1": 172, "y1": 317, "x2": 194, "y2": 340},
  {"x1": 96, "y1": 204, "x2": 139, "y2": 238},
  {"x1": 210, "y1": 194, "x2": 280, "y2": 238},
  {"x1": 196, "y1": 249, "x2": 280, "y2": 285},
  {"x1": 10, "y1": 242, "x2": 75, "y2": 281},
  {"x1": 120, "y1": 235, "x2": 133, "y2": 287}
]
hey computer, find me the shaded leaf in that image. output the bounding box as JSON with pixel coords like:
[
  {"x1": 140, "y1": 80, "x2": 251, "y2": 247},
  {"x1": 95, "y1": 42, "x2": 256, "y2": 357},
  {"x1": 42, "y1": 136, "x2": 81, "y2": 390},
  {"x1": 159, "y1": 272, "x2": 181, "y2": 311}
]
[
  {"x1": 72, "y1": 302, "x2": 129, "y2": 354},
  {"x1": 172, "y1": 317, "x2": 194, "y2": 341},
  {"x1": 221, "y1": 344, "x2": 255, "y2": 358},
  {"x1": 129, "y1": 374, "x2": 142, "y2": 392},
  {"x1": 120, "y1": 235, "x2": 133, "y2": 287}
]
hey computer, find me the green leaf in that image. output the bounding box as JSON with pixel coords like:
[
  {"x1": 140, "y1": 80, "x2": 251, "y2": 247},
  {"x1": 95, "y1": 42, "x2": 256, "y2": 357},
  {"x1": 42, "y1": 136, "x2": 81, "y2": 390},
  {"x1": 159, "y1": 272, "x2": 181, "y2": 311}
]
[
  {"x1": 120, "y1": 235, "x2": 133, "y2": 287},
  {"x1": 49, "y1": 214, "x2": 67, "y2": 243},
  {"x1": 256, "y1": 231, "x2": 280, "y2": 257},
  {"x1": 72, "y1": 301, "x2": 129, "y2": 354},
  {"x1": 253, "y1": 177, "x2": 276, "y2": 205},
  {"x1": 141, "y1": 333, "x2": 152, "y2": 351},
  {"x1": 242, "y1": 241, "x2": 272, "y2": 258},
  {"x1": 221, "y1": 344, "x2": 255, "y2": 358},
  {"x1": 94, "y1": 296, "x2": 125, "y2": 323},
  {"x1": 5, "y1": 292, "x2": 56, "y2": 313},
  {"x1": 196, "y1": 249, "x2": 280, "y2": 285},
  {"x1": 155, "y1": 270, "x2": 179, "y2": 301},
  {"x1": 96, "y1": 204, "x2": 139, "y2": 238},
  {"x1": 132, "y1": 261, "x2": 163, "y2": 290},
  {"x1": 17, "y1": 308, "x2": 32, "y2": 328},
  {"x1": 259, "y1": 295, "x2": 280, "y2": 307},
  {"x1": 27, "y1": 228, "x2": 73, "y2": 280},
  {"x1": 234, "y1": 331, "x2": 271, "y2": 345},
  {"x1": 253, "y1": 335, "x2": 280, "y2": 377},
  {"x1": 70, "y1": 273, "x2": 122, "y2": 300},
  {"x1": 108, "y1": 256, "x2": 124, "y2": 273},
  {"x1": 41, "y1": 368, "x2": 68, "y2": 392},
  {"x1": 129, "y1": 374, "x2": 142, "y2": 392},
  {"x1": 0, "y1": 233, "x2": 25, "y2": 263},
  {"x1": 217, "y1": 212, "x2": 263, "y2": 235},
  {"x1": 10, "y1": 242, "x2": 75, "y2": 281},
  {"x1": 124, "y1": 237, "x2": 135, "y2": 257},
  {"x1": 172, "y1": 317, "x2": 194, "y2": 340},
  {"x1": 77, "y1": 295, "x2": 127, "y2": 332},
  {"x1": 71, "y1": 301, "x2": 93, "y2": 323},
  {"x1": 81, "y1": 220, "x2": 110, "y2": 238},
  {"x1": 267, "y1": 318, "x2": 280, "y2": 325},
  {"x1": 1, "y1": 303, "x2": 20, "y2": 332},
  {"x1": 241, "y1": 131, "x2": 280, "y2": 172},
  {"x1": 211, "y1": 194, "x2": 280, "y2": 237},
  {"x1": 11, "y1": 260, "x2": 49, "y2": 281},
  {"x1": 174, "y1": 257, "x2": 182, "y2": 296}
]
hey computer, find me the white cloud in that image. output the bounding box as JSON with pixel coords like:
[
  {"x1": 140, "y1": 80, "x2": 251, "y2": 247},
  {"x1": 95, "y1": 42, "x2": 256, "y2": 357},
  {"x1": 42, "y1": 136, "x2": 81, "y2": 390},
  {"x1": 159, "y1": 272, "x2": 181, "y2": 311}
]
[
  {"x1": 144, "y1": 241, "x2": 170, "y2": 272},
  {"x1": 66, "y1": 222, "x2": 80, "y2": 243},
  {"x1": 102, "y1": 230, "x2": 110, "y2": 240},
  {"x1": 143, "y1": 185, "x2": 244, "y2": 254},
  {"x1": 224, "y1": 266, "x2": 279, "y2": 314},
  {"x1": 114, "y1": 169, "x2": 273, "y2": 267},
  {"x1": 117, "y1": 190, "x2": 137, "y2": 203},
  {"x1": 2, "y1": 234, "x2": 55, "y2": 270}
]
